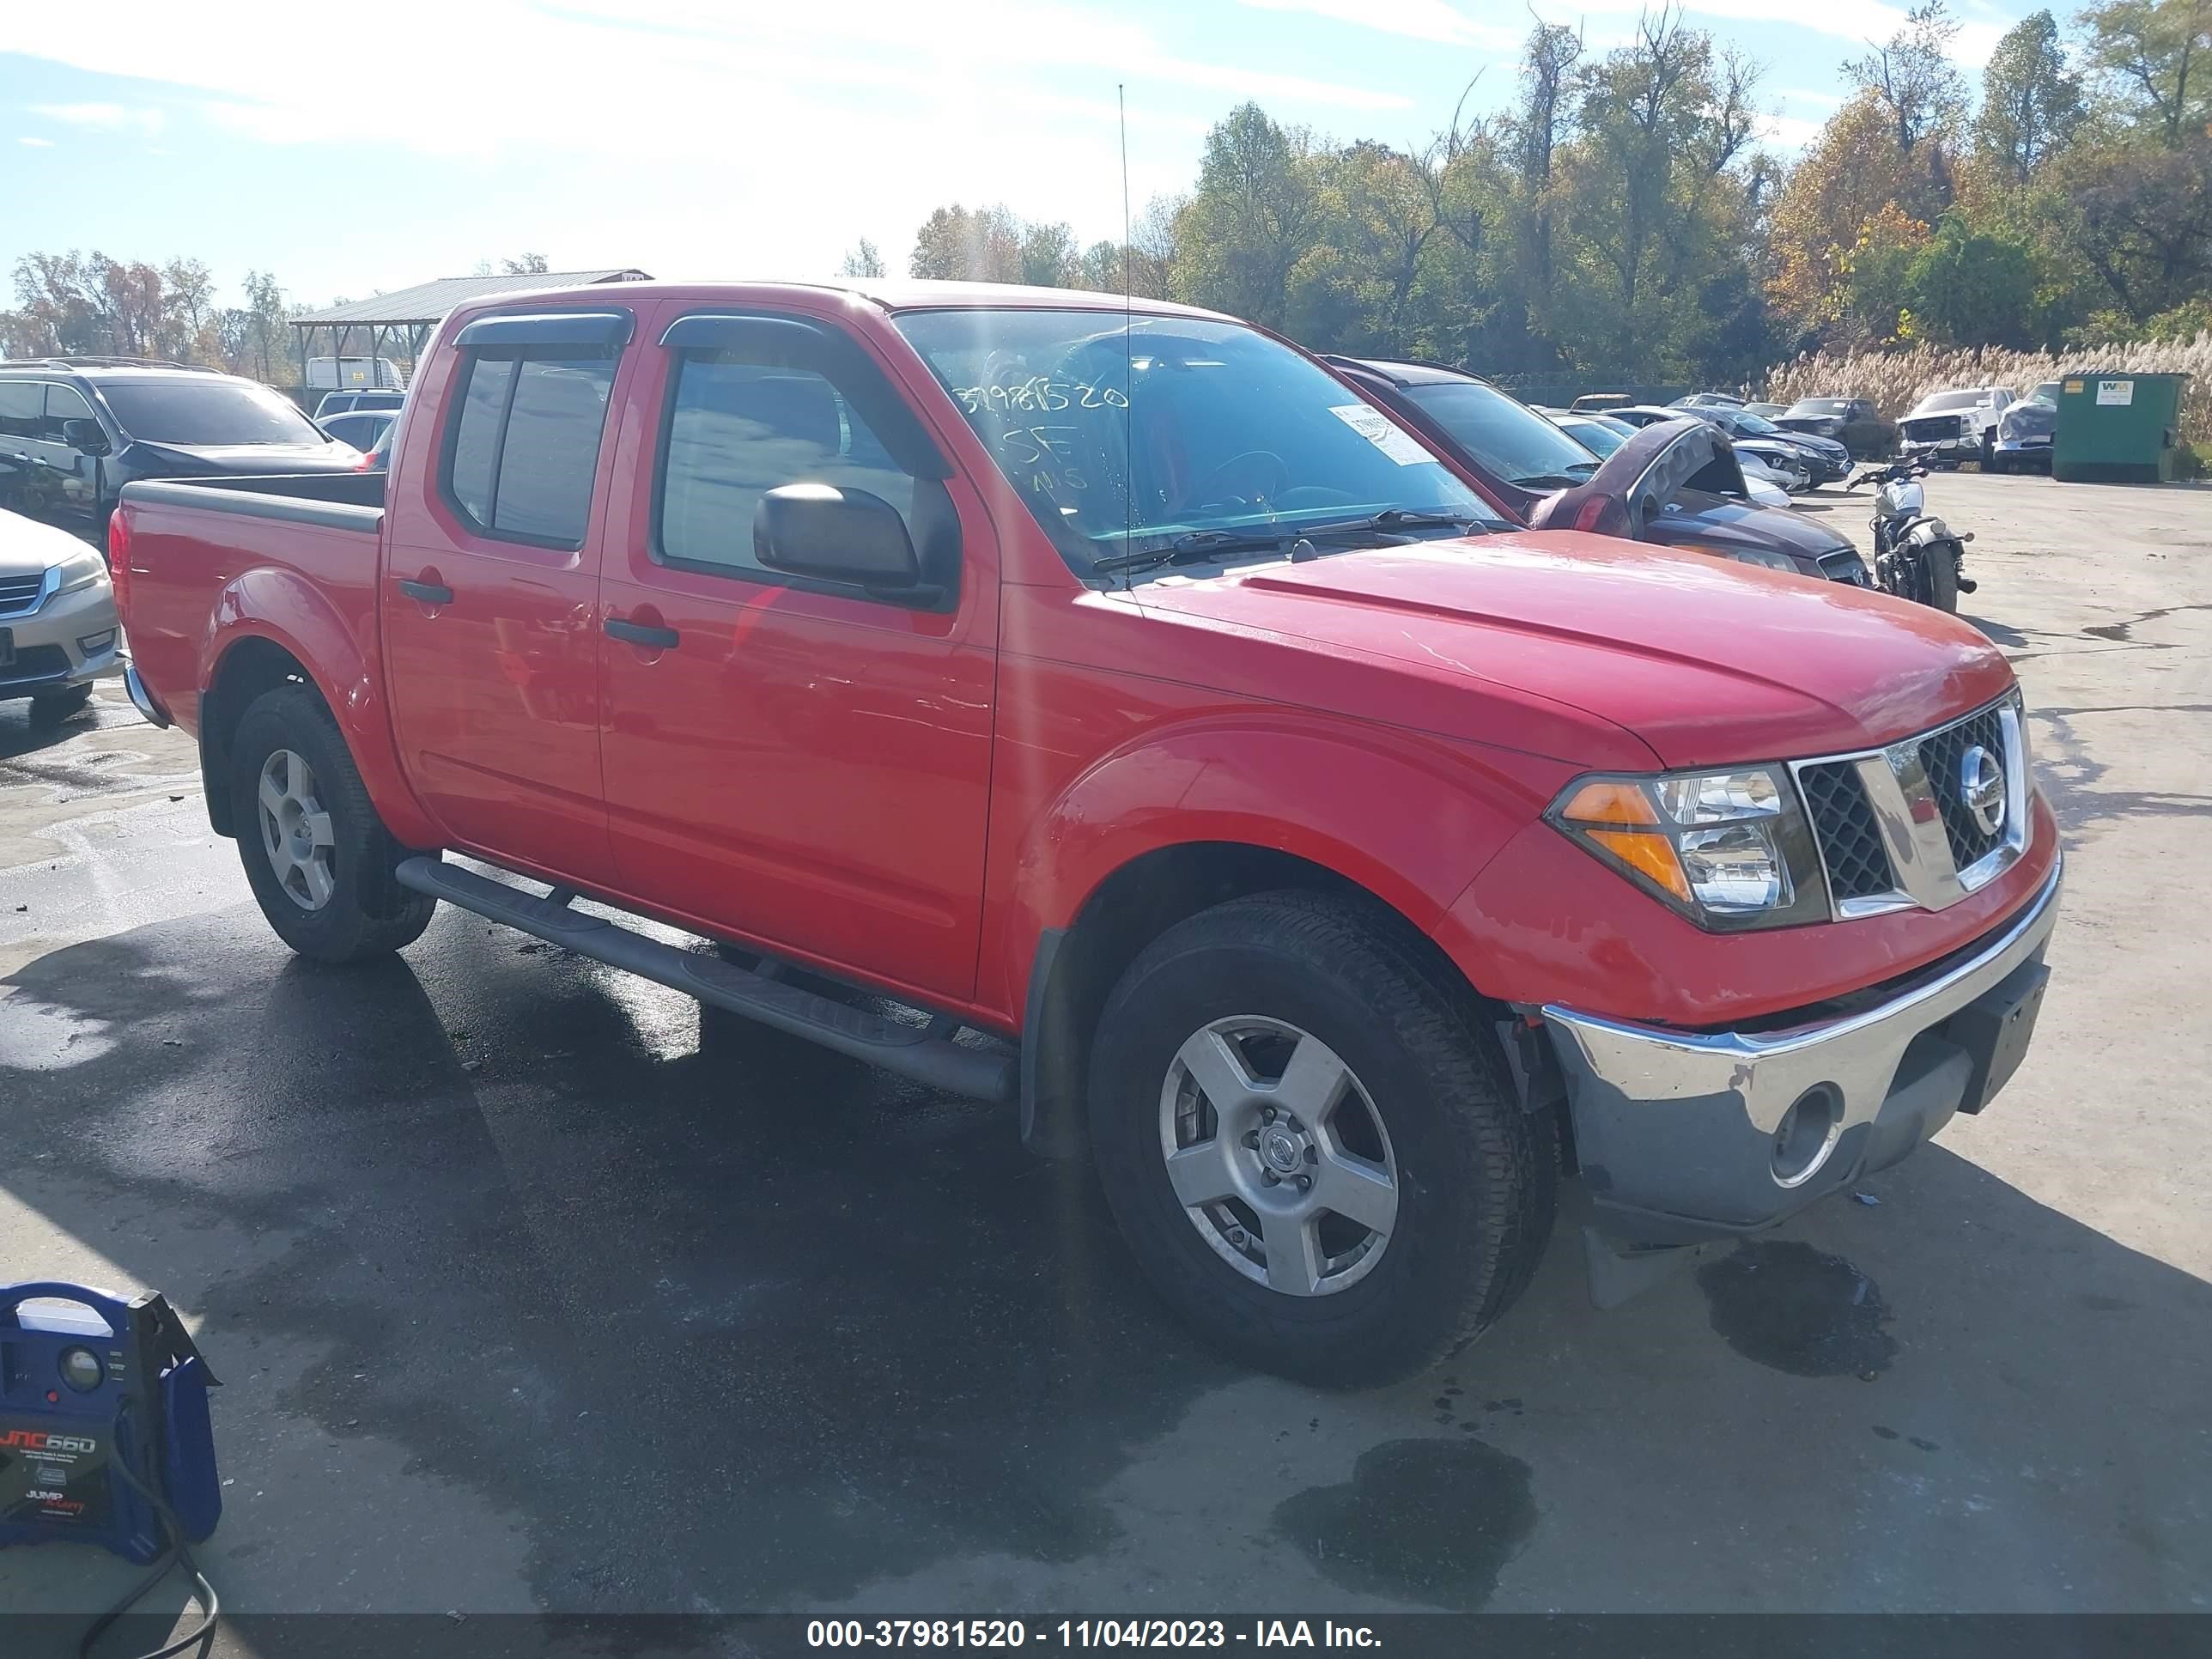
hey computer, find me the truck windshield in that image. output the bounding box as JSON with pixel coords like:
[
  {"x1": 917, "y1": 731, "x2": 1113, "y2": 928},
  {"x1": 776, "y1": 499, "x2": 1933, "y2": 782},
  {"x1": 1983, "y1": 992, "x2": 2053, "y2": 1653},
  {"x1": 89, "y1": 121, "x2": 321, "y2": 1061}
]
[
  {"x1": 1401, "y1": 379, "x2": 1599, "y2": 489},
  {"x1": 1788, "y1": 399, "x2": 1849, "y2": 416},
  {"x1": 99, "y1": 379, "x2": 329, "y2": 447},
  {"x1": 893, "y1": 308, "x2": 1506, "y2": 576}
]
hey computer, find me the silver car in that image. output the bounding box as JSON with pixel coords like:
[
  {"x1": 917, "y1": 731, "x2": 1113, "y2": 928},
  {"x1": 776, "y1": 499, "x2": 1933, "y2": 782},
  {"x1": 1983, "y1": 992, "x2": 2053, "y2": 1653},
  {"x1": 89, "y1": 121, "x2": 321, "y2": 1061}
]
[{"x1": 0, "y1": 507, "x2": 122, "y2": 716}]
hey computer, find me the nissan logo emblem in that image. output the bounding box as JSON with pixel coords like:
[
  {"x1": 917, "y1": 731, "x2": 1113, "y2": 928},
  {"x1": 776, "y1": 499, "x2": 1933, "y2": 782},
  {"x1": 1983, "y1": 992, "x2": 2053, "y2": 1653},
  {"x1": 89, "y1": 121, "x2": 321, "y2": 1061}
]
[{"x1": 1960, "y1": 744, "x2": 2007, "y2": 837}]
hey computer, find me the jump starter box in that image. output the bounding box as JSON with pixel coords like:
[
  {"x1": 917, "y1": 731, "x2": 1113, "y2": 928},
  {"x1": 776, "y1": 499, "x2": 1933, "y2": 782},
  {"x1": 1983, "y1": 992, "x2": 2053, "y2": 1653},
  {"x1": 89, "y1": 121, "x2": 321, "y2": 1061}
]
[{"x1": 0, "y1": 1281, "x2": 220, "y2": 1564}]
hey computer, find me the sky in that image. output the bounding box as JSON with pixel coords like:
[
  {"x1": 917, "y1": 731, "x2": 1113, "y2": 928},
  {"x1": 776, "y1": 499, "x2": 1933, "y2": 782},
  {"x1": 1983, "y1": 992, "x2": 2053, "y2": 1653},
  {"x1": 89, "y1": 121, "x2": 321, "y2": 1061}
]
[{"x1": 2, "y1": 0, "x2": 2036, "y2": 316}]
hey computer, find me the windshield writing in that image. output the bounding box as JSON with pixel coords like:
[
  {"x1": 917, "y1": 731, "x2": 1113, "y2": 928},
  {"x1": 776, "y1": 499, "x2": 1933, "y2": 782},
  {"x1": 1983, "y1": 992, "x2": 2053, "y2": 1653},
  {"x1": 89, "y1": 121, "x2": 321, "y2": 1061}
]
[{"x1": 895, "y1": 309, "x2": 1505, "y2": 576}]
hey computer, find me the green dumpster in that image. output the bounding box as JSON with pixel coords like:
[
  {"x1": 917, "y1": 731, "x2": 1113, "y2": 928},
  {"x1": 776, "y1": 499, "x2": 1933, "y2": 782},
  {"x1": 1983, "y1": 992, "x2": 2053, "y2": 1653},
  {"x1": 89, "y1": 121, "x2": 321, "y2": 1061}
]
[{"x1": 2053, "y1": 372, "x2": 2191, "y2": 483}]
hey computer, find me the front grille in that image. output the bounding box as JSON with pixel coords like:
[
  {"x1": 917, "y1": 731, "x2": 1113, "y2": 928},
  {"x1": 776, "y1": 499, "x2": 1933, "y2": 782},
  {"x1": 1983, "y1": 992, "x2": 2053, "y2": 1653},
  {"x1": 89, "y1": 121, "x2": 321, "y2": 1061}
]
[
  {"x1": 1917, "y1": 705, "x2": 2008, "y2": 870},
  {"x1": 0, "y1": 573, "x2": 45, "y2": 615},
  {"x1": 1800, "y1": 761, "x2": 1894, "y2": 900},
  {"x1": 0, "y1": 644, "x2": 70, "y2": 688},
  {"x1": 1901, "y1": 416, "x2": 1962, "y2": 443}
]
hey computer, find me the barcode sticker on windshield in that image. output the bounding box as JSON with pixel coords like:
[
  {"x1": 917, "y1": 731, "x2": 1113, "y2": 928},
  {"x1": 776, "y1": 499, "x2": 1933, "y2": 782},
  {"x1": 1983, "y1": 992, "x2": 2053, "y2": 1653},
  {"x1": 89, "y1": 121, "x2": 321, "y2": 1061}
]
[{"x1": 1328, "y1": 404, "x2": 1433, "y2": 465}]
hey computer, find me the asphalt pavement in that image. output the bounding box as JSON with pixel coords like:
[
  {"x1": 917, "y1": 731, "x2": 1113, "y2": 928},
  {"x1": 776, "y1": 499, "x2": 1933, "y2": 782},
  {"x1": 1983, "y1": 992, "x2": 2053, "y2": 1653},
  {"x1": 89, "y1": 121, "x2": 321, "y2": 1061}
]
[{"x1": 1, "y1": 472, "x2": 2207, "y2": 1638}]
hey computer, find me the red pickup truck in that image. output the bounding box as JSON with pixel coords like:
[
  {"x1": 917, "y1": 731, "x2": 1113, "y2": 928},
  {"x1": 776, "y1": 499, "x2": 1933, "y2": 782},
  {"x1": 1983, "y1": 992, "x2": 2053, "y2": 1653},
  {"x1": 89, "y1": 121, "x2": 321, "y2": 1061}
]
[{"x1": 114, "y1": 281, "x2": 2061, "y2": 1382}]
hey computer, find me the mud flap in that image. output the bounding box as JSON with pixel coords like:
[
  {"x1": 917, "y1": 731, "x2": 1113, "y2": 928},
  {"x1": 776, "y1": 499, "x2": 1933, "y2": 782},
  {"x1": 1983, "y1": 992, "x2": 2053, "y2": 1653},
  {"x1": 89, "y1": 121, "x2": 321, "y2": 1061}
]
[{"x1": 1581, "y1": 1226, "x2": 1722, "y2": 1310}]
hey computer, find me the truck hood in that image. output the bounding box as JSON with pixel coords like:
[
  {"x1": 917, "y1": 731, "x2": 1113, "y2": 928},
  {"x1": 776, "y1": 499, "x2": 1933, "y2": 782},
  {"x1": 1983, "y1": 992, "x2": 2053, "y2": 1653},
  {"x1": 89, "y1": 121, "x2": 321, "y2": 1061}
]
[
  {"x1": 128, "y1": 440, "x2": 365, "y2": 474},
  {"x1": 1133, "y1": 532, "x2": 2013, "y2": 769}
]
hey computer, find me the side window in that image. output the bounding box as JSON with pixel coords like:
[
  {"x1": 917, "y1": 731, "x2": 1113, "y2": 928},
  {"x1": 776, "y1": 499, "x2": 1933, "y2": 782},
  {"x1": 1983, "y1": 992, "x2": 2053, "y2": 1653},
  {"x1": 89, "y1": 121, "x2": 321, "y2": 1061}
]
[
  {"x1": 657, "y1": 354, "x2": 924, "y2": 581},
  {"x1": 441, "y1": 350, "x2": 616, "y2": 548},
  {"x1": 40, "y1": 384, "x2": 97, "y2": 443},
  {"x1": 0, "y1": 381, "x2": 41, "y2": 440}
]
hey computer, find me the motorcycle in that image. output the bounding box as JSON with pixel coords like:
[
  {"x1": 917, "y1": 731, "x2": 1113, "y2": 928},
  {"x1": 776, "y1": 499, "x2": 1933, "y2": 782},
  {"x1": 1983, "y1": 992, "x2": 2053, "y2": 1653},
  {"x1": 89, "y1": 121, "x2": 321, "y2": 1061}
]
[{"x1": 1847, "y1": 460, "x2": 1977, "y2": 612}]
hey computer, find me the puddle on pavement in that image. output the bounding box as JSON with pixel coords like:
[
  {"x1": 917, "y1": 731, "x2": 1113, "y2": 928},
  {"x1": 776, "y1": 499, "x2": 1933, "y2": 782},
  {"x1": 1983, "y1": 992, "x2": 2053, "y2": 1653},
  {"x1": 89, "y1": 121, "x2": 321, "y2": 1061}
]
[
  {"x1": 1697, "y1": 1240, "x2": 1899, "y2": 1378},
  {"x1": 1273, "y1": 1437, "x2": 1535, "y2": 1607}
]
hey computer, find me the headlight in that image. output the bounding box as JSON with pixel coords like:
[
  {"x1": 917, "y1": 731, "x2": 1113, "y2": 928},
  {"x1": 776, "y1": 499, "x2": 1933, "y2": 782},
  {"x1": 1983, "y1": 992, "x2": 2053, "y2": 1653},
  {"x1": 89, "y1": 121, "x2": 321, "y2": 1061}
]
[
  {"x1": 1680, "y1": 542, "x2": 1798, "y2": 574},
  {"x1": 1724, "y1": 546, "x2": 1797, "y2": 573},
  {"x1": 1547, "y1": 767, "x2": 1830, "y2": 930},
  {"x1": 52, "y1": 550, "x2": 107, "y2": 596}
]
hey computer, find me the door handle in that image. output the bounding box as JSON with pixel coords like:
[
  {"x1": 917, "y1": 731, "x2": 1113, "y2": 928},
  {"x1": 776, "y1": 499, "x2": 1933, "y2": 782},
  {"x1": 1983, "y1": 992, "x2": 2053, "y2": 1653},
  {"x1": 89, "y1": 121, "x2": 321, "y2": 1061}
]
[
  {"x1": 604, "y1": 616, "x2": 679, "y2": 649},
  {"x1": 398, "y1": 578, "x2": 453, "y2": 605}
]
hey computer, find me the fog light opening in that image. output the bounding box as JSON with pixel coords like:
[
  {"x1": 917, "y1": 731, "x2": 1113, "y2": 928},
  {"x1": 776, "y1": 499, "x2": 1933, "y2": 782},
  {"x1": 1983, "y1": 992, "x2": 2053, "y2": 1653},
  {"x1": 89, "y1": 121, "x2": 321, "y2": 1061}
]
[{"x1": 1771, "y1": 1085, "x2": 1843, "y2": 1188}]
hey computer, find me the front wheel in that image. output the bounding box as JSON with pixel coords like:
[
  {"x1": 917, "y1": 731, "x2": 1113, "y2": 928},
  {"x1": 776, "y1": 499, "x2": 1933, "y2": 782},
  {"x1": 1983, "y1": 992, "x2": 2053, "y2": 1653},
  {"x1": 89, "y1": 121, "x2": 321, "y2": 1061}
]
[
  {"x1": 229, "y1": 684, "x2": 437, "y2": 963},
  {"x1": 1087, "y1": 890, "x2": 1555, "y2": 1384}
]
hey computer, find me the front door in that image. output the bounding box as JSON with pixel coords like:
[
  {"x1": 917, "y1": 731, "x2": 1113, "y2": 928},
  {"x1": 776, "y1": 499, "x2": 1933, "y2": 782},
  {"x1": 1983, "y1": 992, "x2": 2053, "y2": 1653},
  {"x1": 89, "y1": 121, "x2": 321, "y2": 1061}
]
[
  {"x1": 596, "y1": 305, "x2": 999, "y2": 1004},
  {"x1": 31, "y1": 383, "x2": 106, "y2": 541},
  {"x1": 380, "y1": 309, "x2": 637, "y2": 884}
]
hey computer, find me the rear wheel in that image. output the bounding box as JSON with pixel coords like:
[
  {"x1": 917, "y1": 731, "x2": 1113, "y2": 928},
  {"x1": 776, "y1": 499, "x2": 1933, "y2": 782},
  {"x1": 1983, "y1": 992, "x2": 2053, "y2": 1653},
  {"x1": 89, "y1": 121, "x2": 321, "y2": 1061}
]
[
  {"x1": 1087, "y1": 890, "x2": 1555, "y2": 1384},
  {"x1": 229, "y1": 684, "x2": 436, "y2": 962}
]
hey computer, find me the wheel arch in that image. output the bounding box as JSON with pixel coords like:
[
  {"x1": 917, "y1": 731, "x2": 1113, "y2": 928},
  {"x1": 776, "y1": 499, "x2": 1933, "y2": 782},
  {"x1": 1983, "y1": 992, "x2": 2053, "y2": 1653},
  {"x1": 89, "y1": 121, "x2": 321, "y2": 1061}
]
[
  {"x1": 198, "y1": 580, "x2": 438, "y2": 847},
  {"x1": 1018, "y1": 840, "x2": 1508, "y2": 1158}
]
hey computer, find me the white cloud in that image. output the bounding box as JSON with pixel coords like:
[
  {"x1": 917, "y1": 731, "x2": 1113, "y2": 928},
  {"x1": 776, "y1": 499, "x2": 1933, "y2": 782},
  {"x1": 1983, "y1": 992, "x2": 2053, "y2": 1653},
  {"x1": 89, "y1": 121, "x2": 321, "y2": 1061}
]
[
  {"x1": 1237, "y1": 0, "x2": 1520, "y2": 51},
  {"x1": 1778, "y1": 87, "x2": 1845, "y2": 109},
  {"x1": 27, "y1": 101, "x2": 166, "y2": 137},
  {"x1": 17, "y1": 136, "x2": 56, "y2": 147}
]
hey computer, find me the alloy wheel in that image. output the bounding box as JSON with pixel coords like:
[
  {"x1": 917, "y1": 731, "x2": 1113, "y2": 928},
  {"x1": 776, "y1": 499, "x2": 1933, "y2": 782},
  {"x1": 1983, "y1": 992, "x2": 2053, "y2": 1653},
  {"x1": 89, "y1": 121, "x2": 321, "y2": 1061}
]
[{"x1": 1157, "y1": 1016, "x2": 1400, "y2": 1296}]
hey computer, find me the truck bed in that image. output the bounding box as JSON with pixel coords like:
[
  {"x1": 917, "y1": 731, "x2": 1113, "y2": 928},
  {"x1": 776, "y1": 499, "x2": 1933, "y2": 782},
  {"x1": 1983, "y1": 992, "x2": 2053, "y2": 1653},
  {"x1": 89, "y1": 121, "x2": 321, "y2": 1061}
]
[{"x1": 117, "y1": 472, "x2": 389, "y2": 739}]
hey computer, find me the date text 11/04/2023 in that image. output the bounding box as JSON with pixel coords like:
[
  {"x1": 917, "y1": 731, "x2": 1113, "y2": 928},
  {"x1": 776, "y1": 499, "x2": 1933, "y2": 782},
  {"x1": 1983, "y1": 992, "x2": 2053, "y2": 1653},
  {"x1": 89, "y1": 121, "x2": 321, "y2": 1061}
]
[{"x1": 806, "y1": 1621, "x2": 1382, "y2": 1649}]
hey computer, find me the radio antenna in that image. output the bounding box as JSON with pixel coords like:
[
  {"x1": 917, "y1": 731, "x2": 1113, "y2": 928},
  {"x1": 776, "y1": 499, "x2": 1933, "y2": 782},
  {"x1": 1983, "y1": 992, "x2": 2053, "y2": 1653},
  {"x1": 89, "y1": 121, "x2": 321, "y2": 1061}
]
[{"x1": 1120, "y1": 82, "x2": 1135, "y2": 576}]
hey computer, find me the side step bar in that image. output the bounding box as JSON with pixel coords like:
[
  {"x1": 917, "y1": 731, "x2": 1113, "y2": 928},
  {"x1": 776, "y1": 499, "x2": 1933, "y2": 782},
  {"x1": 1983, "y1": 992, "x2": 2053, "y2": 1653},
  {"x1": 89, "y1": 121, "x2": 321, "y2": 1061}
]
[{"x1": 394, "y1": 857, "x2": 1017, "y2": 1103}]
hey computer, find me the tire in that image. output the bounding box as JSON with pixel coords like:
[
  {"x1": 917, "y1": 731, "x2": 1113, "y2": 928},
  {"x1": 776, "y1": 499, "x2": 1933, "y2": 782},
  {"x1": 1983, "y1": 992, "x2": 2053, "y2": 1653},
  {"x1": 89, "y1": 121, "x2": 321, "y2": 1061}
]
[
  {"x1": 1087, "y1": 890, "x2": 1555, "y2": 1385},
  {"x1": 28, "y1": 684, "x2": 94, "y2": 725},
  {"x1": 1979, "y1": 433, "x2": 1995, "y2": 471},
  {"x1": 228, "y1": 683, "x2": 436, "y2": 963},
  {"x1": 1929, "y1": 546, "x2": 1964, "y2": 619}
]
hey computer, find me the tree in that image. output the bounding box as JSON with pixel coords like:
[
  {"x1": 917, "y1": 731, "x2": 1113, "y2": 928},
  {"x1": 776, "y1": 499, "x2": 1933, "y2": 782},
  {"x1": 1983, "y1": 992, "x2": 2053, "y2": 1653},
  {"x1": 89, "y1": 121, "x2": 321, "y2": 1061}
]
[
  {"x1": 2064, "y1": 136, "x2": 2212, "y2": 315},
  {"x1": 1901, "y1": 211, "x2": 2039, "y2": 343},
  {"x1": 500, "y1": 253, "x2": 550, "y2": 275},
  {"x1": 1543, "y1": 9, "x2": 1768, "y2": 376},
  {"x1": 1766, "y1": 91, "x2": 1921, "y2": 335},
  {"x1": 1976, "y1": 10, "x2": 2084, "y2": 180},
  {"x1": 839, "y1": 238, "x2": 886, "y2": 278},
  {"x1": 1845, "y1": 1, "x2": 1969, "y2": 155},
  {"x1": 908, "y1": 204, "x2": 1024, "y2": 282},
  {"x1": 1171, "y1": 104, "x2": 1323, "y2": 329},
  {"x1": 2078, "y1": 0, "x2": 2212, "y2": 148}
]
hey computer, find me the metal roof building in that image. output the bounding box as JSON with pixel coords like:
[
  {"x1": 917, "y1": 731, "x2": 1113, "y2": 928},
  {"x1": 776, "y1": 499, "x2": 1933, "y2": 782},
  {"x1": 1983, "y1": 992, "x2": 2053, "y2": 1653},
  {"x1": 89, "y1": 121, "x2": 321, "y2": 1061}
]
[{"x1": 289, "y1": 268, "x2": 650, "y2": 387}]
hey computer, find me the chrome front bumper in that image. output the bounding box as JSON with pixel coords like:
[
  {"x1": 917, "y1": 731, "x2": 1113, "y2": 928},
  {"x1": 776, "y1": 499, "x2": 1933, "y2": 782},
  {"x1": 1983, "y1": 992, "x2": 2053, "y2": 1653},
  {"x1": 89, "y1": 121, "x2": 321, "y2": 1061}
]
[{"x1": 1543, "y1": 860, "x2": 2062, "y2": 1243}]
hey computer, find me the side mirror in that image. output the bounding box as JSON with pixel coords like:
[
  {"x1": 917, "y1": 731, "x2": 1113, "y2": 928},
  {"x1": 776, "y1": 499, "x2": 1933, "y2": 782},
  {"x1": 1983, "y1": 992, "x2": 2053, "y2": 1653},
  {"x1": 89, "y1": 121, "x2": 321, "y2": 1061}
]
[
  {"x1": 61, "y1": 419, "x2": 110, "y2": 457},
  {"x1": 754, "y1": 483, "x2": 927, "y2": 595}
]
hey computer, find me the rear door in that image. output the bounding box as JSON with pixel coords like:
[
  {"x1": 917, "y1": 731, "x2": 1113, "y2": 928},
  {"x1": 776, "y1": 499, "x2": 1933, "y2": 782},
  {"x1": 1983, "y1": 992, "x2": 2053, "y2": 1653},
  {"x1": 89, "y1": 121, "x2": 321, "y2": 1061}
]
[
  {"x1": 379, "y1": 307, "x2": 637, "y2": 884},
  {"x1": 593, "y1": 303, "x2": 999, "y2": 1003}
]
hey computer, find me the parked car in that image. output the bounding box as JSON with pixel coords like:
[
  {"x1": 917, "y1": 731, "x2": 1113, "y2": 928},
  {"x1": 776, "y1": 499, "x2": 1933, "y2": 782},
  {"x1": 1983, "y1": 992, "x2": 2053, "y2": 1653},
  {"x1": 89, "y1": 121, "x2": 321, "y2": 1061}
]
[
  {"x1": 314, "y1": 387, "x2": 408, "y2": 419},
  {"x1": 1569, "y1": 392, "x2": 1632, "y2": 412},
  {"x1": 1328, "y1": 359, "x2": 1868, "y2": 584},
  {"x1": 115, "y1": 278, "x2": 2061, "y2": 1383},
  {"x1": 1775, "y1": 396, "x2": 1892, "y2": 459},
  {"x1": 319, "y1": 409, "x2": 398, "y2": 453},
  {"x1": 1609, "y1": 404, "x2": 1830, "y2": 489},
  {"x1": 1671, "y1": 392, "x2": 1746, "y2": 410},
  {"x1": 1899, "y1": 386, "x2": 2015, "y2": 467},
  {"x1": 0, "y1": 359, "x2": 366, "y2": 546},
  {"x1": 1744, "y1": 402, "x2": 1788, "y2": 418},
  {"x1": 1992, "y1": 381, "x2": 2063, "y2": 473},
  {"x1": 0, "y1": 506, "x2": 121, "y2": 718},
  {"x1": 1696, "y1": 404, "x2": 1852, "y2": 483}
]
